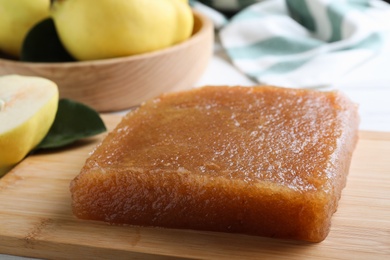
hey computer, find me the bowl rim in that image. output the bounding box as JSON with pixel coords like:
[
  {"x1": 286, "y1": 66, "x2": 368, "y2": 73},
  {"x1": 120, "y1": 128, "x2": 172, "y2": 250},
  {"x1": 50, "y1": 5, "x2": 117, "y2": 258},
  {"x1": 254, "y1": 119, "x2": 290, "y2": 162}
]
[{"x1": 0, "y1": 10, "x2": 213, "y2": 68}]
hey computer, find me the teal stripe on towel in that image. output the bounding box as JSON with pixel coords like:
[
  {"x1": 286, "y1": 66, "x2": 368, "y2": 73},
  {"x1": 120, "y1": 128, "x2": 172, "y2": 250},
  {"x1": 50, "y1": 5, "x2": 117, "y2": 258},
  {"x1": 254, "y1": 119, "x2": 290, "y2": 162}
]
[
  {"x1": 342, "y1": 32, "x2": 383, "y2": 50},
  {"x1": 286, "y1": 0, "x2": 316, "y2": 32},
  {"x1": 239, "y1": 0, "x2": 258, "y2": 9},
  {"x1": 353, "y1": 32, "x2": 382, "y2": 49},
  {"x1": 327, "y1": 3, "x2": 349, "y2": 42},
  {"x1": 348, "y1": 0, "x2": 370, "y2": 9},
  {"x1": 328, "y1": 0, "x2": 372, "y2": 42},
  {"x1": 226, "y1": 36, "x2": 323, "y2": 60},
  {"x1": 249, "y1": 59, "x2": 309, "y2": 78}
]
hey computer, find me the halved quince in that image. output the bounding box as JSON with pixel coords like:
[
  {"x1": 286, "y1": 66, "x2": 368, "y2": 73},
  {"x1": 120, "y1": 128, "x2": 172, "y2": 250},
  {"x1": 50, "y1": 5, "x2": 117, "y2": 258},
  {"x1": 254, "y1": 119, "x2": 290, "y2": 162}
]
[{"x1": 0, "y1": 75, "x2": 59, "y2": 176}]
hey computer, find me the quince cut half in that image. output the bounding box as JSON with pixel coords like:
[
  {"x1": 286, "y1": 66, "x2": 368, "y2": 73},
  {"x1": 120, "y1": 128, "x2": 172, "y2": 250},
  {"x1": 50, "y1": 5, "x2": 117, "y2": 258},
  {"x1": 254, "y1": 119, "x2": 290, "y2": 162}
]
[{"x1": 0, "y1": 75, "x2": 59, "y2": 176}]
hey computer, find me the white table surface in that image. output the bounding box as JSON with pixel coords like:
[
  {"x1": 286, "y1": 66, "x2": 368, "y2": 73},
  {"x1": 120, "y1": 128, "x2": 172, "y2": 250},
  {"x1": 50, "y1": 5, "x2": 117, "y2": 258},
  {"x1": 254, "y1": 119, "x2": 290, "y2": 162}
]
[{"x1": 1, "y1": 35, "x2": 390, "y2": 260}]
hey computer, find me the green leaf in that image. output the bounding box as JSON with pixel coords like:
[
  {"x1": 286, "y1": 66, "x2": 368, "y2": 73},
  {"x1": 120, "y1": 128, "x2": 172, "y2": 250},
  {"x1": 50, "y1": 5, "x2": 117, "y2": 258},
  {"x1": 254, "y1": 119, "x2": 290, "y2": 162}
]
[
  {"x1": 36, "y1": 99, "x2": 106, "y2": 149},
  {"x1": 21, "y1": 18, "x2": 75, "y2": 62}
]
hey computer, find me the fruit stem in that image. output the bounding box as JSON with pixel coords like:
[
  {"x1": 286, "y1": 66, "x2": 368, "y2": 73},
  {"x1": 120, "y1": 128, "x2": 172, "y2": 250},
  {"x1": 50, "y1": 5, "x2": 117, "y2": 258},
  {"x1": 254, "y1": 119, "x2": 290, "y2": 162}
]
[
  {"x1": 50, "y1": 0, "x2": 64, "y2": 8},
  {"x1": 0, "y1": 99, "x2": 5, "y2": 111},
  {"x1": 50, "y1": 0, "x2": 58, "y2": 8}
]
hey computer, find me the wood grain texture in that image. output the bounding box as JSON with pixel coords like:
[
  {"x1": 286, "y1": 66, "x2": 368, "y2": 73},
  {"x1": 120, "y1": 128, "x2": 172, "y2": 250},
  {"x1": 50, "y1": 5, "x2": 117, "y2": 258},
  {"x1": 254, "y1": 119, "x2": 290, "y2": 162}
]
[
  {"x1": 0, "y1": 115, "x2": 389, "y2": 260},
  {"x1": 0, "y1": 11, "x2": 213, "y2": 112}
]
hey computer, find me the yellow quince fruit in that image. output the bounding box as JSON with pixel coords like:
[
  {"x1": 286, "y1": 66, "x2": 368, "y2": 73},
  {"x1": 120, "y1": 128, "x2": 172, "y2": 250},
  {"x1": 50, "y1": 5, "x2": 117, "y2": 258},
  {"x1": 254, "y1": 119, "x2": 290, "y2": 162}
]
[
  {"x1": 0, "y1": 0, "x2": 50, "y2": 58},
  {"x1": 50, "y1": 0, "x2": 194, "y2": 61},
  {"x1": 0, "y1": 75, "x2": 59, "y2": 176}
]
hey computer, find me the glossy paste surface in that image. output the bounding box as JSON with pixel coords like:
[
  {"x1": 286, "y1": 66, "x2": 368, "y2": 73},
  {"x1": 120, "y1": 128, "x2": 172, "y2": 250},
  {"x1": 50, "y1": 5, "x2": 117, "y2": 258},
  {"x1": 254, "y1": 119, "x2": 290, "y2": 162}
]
[{"x1": 71, "y1": 86, "x2": 359, "y2": 242}]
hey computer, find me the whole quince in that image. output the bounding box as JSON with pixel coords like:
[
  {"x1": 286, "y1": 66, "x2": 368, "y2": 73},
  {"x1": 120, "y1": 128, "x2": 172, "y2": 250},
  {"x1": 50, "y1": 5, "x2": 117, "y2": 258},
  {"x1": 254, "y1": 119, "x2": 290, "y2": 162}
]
[
  {"x1": 0, "y1": 0, "x2": 50, "y2": 58},
  {"x1": 51, "y1": 0, "x2": 194, "y2": 61}
]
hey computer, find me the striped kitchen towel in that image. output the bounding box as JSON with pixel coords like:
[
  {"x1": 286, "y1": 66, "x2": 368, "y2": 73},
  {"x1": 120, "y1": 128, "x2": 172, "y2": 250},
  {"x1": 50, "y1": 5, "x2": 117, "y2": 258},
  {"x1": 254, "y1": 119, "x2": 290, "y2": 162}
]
[{"x1": 216, "y1": 0, "x2": 390, "y2": 88}]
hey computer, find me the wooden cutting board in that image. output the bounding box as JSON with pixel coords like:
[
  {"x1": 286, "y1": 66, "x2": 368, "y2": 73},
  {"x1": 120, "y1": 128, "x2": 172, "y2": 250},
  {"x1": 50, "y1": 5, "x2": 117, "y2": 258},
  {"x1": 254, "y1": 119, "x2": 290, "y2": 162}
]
[{"x1": 0, "y1": 115, "x2": 389, "y2": 260}]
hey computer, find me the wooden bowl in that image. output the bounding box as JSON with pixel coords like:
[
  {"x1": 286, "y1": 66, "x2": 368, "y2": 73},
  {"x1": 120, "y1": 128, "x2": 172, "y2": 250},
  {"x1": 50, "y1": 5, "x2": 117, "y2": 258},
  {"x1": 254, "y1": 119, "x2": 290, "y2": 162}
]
[{"x1": 0, "y1": 11, "x2": 213, "y2": 112}]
